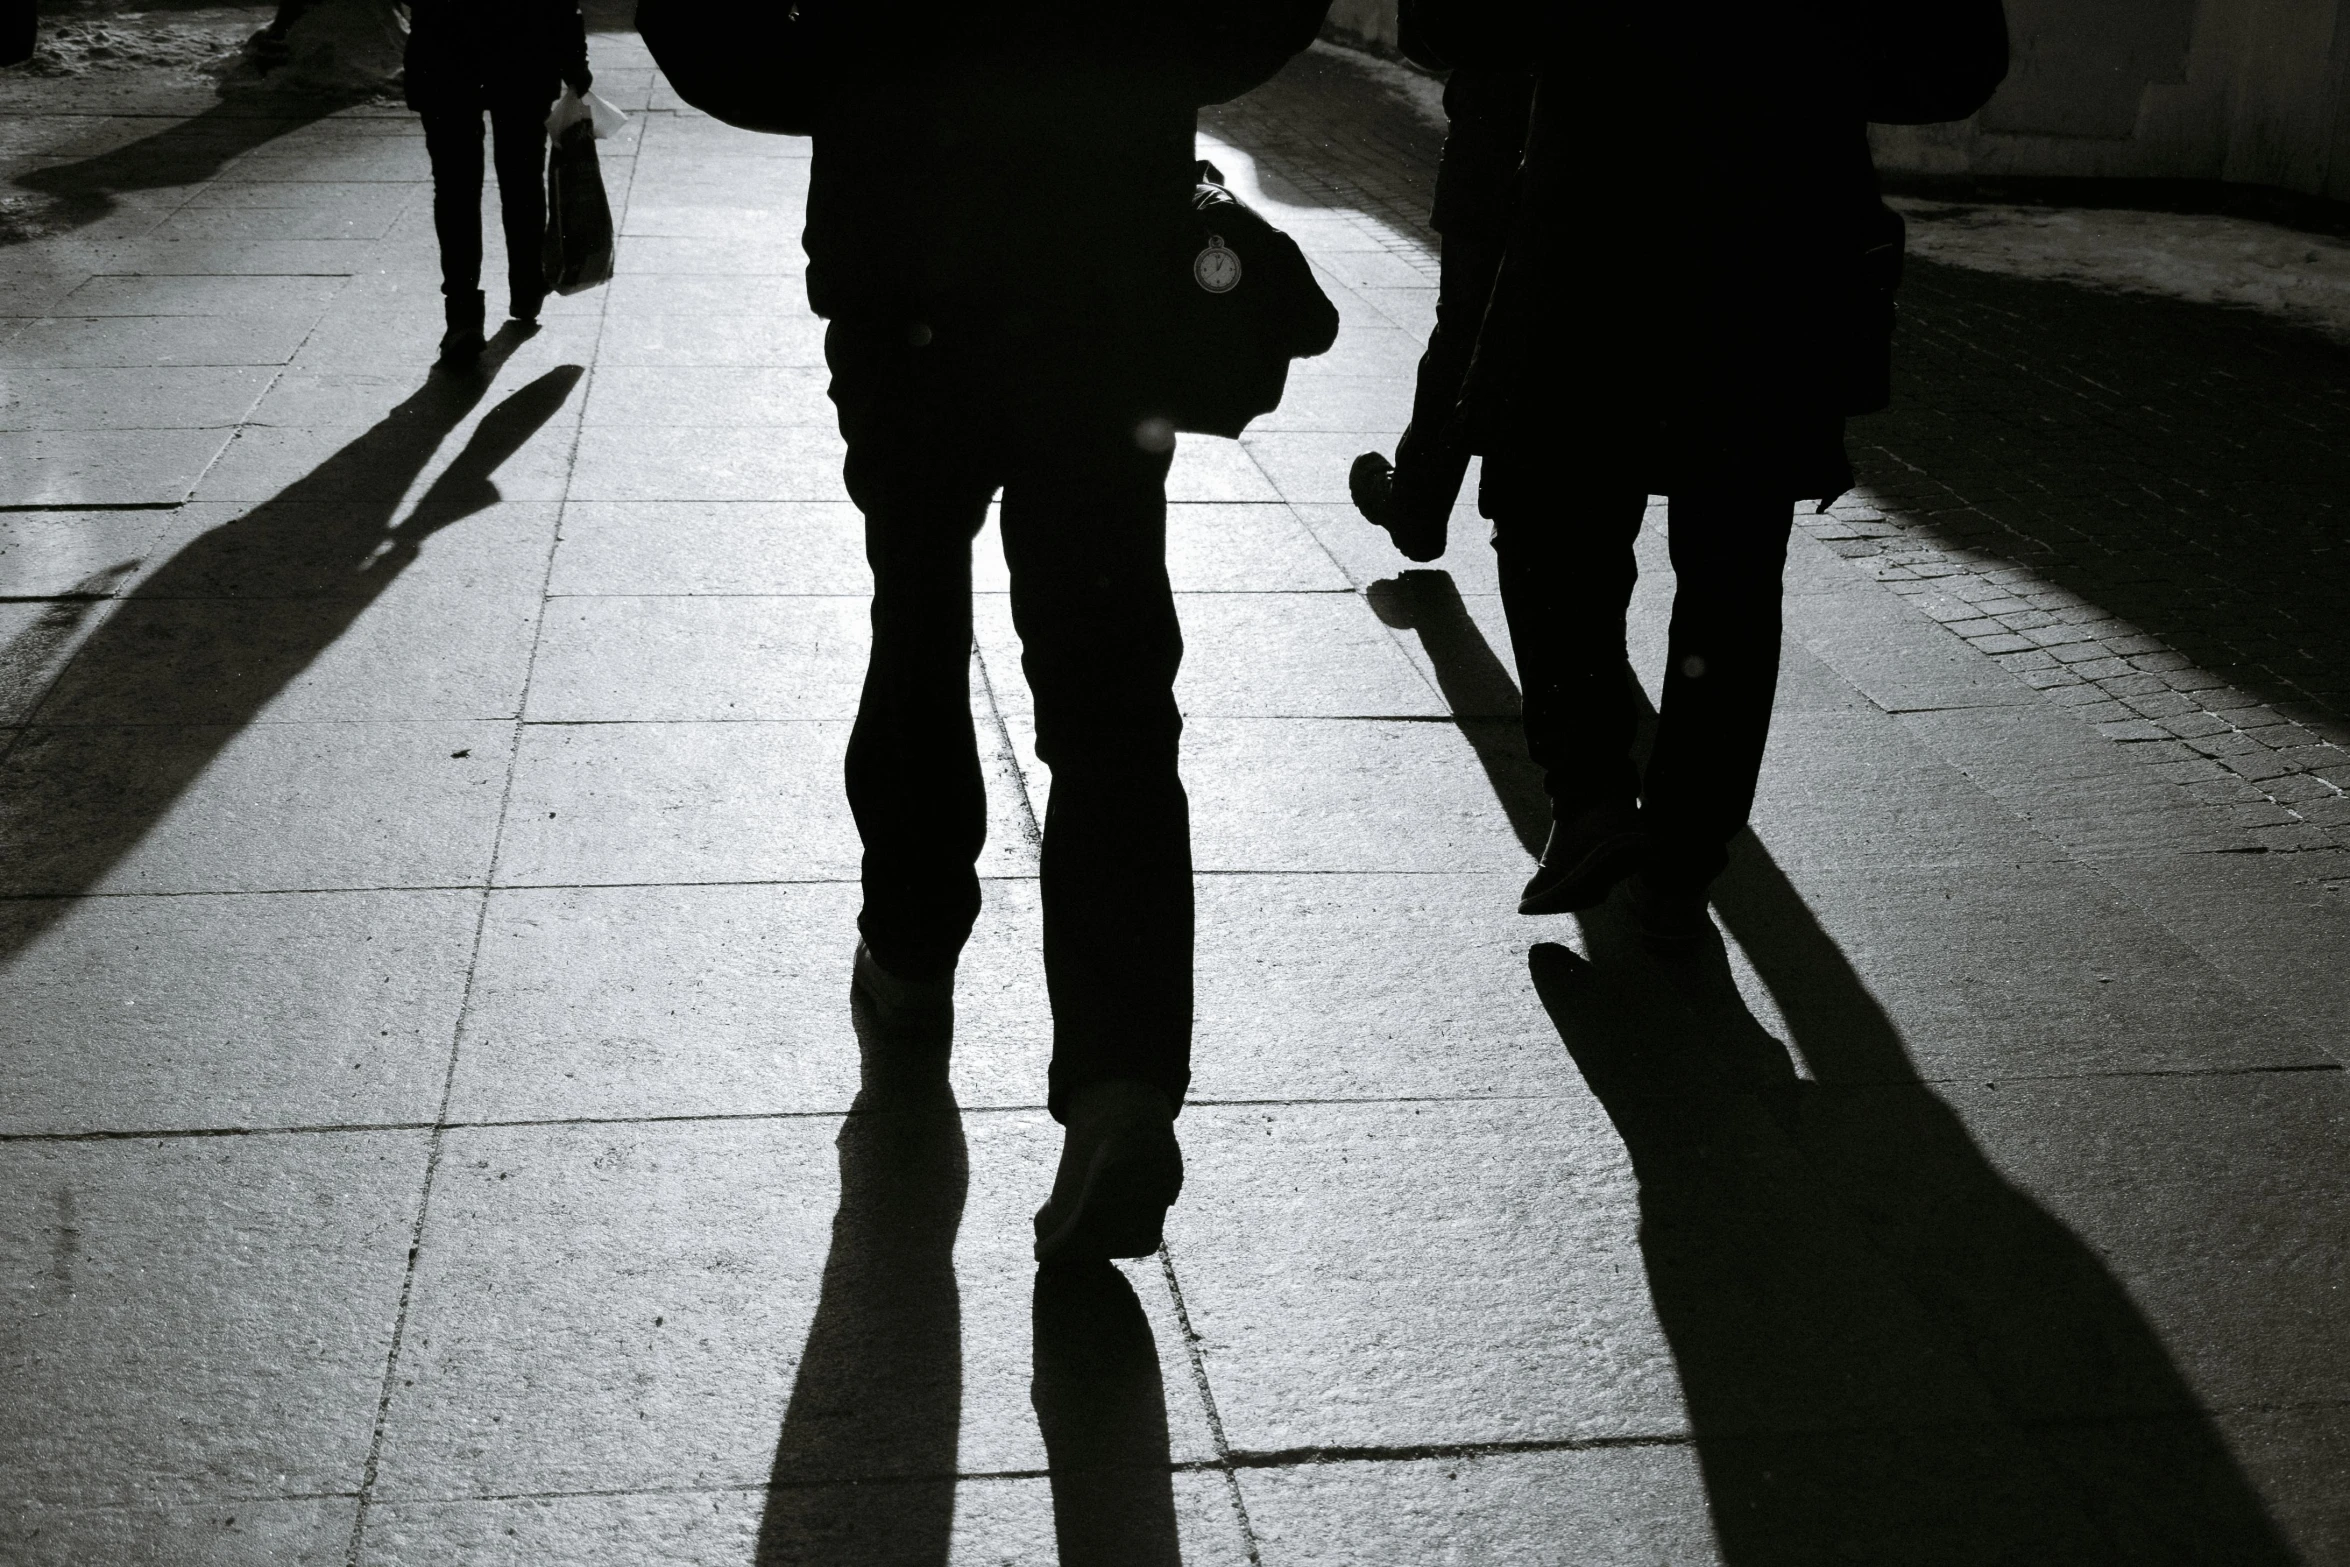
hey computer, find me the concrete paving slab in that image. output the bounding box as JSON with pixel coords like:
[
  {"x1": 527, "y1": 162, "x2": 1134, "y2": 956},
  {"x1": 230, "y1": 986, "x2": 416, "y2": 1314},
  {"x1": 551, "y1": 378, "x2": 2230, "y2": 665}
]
[
  {"x1": 1189, "y1": 872, "x2": 1586, "y2": 1103},
  {"x1": 0, "y1": 365, "x2": 274, "y2": 431},
  {"x1": 1714, "y1": 851, "x2": 2316, "y2": 1081},
  {"x1": 567, "y1": 423, "x2": 848, "y2": 503},
  {"x1": 1179, "y1": 717, "x2": 1532, "y2": 873},
  {"x1": 2077, "y1": 850, "x2": 2350, "y2": 1046},
  {"x1": 128, "y1": 500, "x2": 561, "y2": 601},
  {"x1": 0, "y1": 427, "x2": 233, "y2": 506},
  {"x1": 1901, "y1": 702, "x2": 2249, "y2": 859},
  {"x1": 1748, "y1": 709, "x2": 2073, "y2": 870},
  {"x1": 1166, "y1": 436, "x2": 1283, "y2": 502},
  {"x1": 0, "y1": 510, "x2": 170, "y2": 599},
  {"x1": 34, "y1": 588, "x2": 543, "y2": 723},
  {"x1": 546, "y1": 501, "x2": 870, "y2": 597},
  {"x1": 0, "y1": 1131, "x2": 421, "y2": 1502},
  {"x1": 593, "y1": 311, "x2": 828, "y2": 369},
  {"x1": 446, "y1": 878, "x2": 1055, "y2": 1123},
  {"x1": 1163, "y1": 1096, "x2": 1703, "y2": 1453},
  {"x1": 55, "y1": 272, "x2": 351, "y2": 316},
  {"x1": 1237, "y1": 1449, "x2": 1720, "y2": 1567},
  {"x1": 579, "y1": 365, "x2": 833, "y2": 427},
  {"x1": 360, "y1": 1470, "x2": 1249, "y2": 1567},
  {"x1": 0, "y1": 1496, "x2": 353, "y2": 1567},
  {"x1": 1916, "y1": 1073, "x2": 2350, "y2": 1414},
  {"x1": 0, "y1": 888, "x2": 475, "y2": 1135},
  {"x1": 0, "y1": 719, "x2": 514, "y2": 896},
  {"x1": 526, "y1": 595, "x2": 870, "y2": 722},
  {"x1": 493, "y1": 720, "x2": 866, "y2": 888},
  {"x1": 1785, "y1": 561, "x2": 2041, "y2": 715},
  {"x1": 369, "y1": 1116, "x2": 1214, "y2": 1497},
  {"x1": 4, "y1": 311, "x2": 315, "y2": 367}
]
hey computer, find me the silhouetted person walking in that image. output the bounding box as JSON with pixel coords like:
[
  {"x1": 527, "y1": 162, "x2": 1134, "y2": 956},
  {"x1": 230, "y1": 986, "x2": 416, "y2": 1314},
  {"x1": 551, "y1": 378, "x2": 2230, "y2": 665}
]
[
  {"x1": 1461, "y1": 0, "x2": 2007, "y2": 938},
  {"x1": 705, "y1": 1, "x2": 1331, "y2": 1262},
  {"x1": 404, "y1": 0, "x2": 590, "y2": 365},
  {"x1": 1348, "y1": 3, "x2": 1532, "y2": 563}
]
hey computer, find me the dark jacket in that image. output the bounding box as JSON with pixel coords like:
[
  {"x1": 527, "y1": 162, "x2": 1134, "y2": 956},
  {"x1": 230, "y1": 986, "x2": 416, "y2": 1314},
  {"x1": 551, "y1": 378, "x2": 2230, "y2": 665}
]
[
  {"x1": 796, "y1": 1, "x2": 1329, "y2": 324},
  {"x1": 405, "y1": 0, "x2": 590, "y2": 115},
  {"x1": 1460, "y1": 1, "x2": 2007, "y2": 498}
]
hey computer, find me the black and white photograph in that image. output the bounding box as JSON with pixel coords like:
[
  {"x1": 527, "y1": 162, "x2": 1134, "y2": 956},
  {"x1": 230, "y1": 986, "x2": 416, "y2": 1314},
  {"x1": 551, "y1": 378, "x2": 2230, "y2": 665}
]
[{"x1": 1, "y1": 0, "x2": 2347, "y2": 1560}]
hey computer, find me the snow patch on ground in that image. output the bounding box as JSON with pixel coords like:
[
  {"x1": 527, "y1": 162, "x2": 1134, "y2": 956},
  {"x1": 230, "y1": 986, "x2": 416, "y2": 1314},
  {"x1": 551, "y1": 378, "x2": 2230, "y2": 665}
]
[
  {"x1": 1893, "y1": 198, "x2": 2350, "y2": 345},
  {"x1": 4, "y1": 8, "x2": 264, "y2": 78}
]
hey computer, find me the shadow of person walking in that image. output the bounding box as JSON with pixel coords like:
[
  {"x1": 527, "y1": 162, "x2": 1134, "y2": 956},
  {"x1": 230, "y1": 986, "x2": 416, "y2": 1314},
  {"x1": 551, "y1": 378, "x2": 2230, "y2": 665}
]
[
  {"x1": 0, "y1": 334, "x2": 581, "y2": 969},
  {"x1": 5, "y1": 92, "x2": 361, "y2": 246},
  {"x1": 1031, "y1": 1261, "x2": 1183, "y2": 1567},
  {"x1": 757, "y1": 996, "x2": 966, "y2": 1565},
  {"x1": 1382, "y1": 566, "x2": 2296, "y2": 1561}
]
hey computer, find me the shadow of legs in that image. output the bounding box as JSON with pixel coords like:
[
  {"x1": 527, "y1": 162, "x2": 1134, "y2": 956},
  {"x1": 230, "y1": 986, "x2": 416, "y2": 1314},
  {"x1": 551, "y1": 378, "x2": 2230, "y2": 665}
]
[
  {"x1": 757, "y1": 989, "x2": 966, "y2": 1565},
  {"x1": 0, "y1": 341, "x2": 578, "y2": 970},
  {"x1": 1031, "y1": 1261, "x2": 1182, "y2": 1567}
]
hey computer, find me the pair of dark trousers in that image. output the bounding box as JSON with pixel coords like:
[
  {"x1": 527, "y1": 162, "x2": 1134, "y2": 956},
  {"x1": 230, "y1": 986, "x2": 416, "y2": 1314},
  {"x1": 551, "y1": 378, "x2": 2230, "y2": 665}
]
[
  {"x1": 420, "y1": 106, "x2": 547, "y2": 307},
  {"x1": 827, "y1": 319, "x2": 1192, "y2": 1120},
  {"x1": 1487, "y1": 480, "x2": 1794, "y2": 889}
]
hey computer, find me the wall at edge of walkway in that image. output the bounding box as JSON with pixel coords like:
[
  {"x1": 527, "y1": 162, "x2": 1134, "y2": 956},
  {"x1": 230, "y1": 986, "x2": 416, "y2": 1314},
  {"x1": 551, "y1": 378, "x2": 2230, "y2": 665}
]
[
  {"x1": 1329, "y1": 0, "x2": 2350, "y2": 204},
  {"x1": 1873, "y1": 0, "x2": 2350, "y2": 204}
]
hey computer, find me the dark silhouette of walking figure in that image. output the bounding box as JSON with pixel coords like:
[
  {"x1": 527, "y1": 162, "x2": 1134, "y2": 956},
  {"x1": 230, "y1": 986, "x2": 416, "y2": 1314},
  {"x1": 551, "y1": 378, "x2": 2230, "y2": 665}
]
[
  {"x1": 404, "y1": 0, "x2": 591, "y2": 364},
  {"x1": 1347, "y1": 1, "x2": 1532, "y2": 563},
  {"x1": 695, "y1": 0, "x2": 1333, "y2": 1265},
  {"x1": 1451, "y1": 1, "x2": 2009, "y2": 938}
]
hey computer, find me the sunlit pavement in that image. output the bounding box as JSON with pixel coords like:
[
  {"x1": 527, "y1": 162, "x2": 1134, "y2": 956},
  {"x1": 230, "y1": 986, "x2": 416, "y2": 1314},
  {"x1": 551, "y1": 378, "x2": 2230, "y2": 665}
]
[{"x1": 3, "y1": 32, "x2": 2348, "y2": 1567}]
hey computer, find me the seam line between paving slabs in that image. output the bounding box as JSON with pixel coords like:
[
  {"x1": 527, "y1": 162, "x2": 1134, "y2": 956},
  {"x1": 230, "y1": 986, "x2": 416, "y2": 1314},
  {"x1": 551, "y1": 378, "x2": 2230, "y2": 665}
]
[
  {"x1": 11, "y1": 1061, "x2": 2335, "y2": 1145},
  {"x1": 339, "y1": 154, "x2": 615, "y2": 1567},
  {"x1": 0, "y1": 1092, "x2": 1601, "y2": 1145}
]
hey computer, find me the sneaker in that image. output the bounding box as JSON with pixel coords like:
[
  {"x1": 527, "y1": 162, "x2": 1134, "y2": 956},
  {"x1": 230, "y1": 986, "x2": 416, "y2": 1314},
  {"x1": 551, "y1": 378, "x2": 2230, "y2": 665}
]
[
  {"x1": 1033, "y1": 1080, "x2": 1184, "y2": 1264},
  {"x1": 1624, "y1": 871, "x2": 1716, "y2": 945},
  {"x1": 1519, "y1": 804, "x2": 1650, "y2": 915}
]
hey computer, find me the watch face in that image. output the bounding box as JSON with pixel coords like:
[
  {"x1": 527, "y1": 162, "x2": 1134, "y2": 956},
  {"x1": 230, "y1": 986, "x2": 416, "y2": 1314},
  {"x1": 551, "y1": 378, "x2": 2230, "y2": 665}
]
[{"x1": 1193, "y1": 239, "x2": 1243, "y2": 294}]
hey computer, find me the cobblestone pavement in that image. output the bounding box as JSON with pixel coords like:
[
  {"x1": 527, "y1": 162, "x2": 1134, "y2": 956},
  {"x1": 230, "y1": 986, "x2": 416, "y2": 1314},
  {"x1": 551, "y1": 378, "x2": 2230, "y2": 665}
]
[{"x1": 3, "y1": 33, "x2": 2348, "y2": 1567}]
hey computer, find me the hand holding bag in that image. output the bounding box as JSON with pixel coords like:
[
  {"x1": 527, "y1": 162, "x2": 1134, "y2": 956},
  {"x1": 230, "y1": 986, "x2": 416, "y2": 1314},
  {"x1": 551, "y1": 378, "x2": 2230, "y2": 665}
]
[{"x1": 542, "y1": 112, "x2": 616, "y2": 295}]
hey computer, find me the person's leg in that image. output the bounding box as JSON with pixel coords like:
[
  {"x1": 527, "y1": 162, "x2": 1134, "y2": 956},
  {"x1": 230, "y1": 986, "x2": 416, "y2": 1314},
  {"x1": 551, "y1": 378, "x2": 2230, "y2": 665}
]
[
  {"x1": 997, "y1": 405, "x2": 1188, "y2": 1262},
  {"x1": 1488, "y1": 466, "x2": 1647, "y2": 800},
  {"x1": 998, "y1": 426, "x2": 1190, "y2": 1122},
  {"x1": 420, "y1": 110, "x2": 487, "y2": 360},
  {"x1": 1487, "y1": 471, "x2": 1651, "y2": 911},
  {"x1": 1639, "y1": 489, "x2": 1797, "y2": 895},
  {"x1": 488, "y1": 104, "x2": 550, "y2": 323},
  {"x1": 829, "y1": 321, "x2": 998, "y2": 985}
]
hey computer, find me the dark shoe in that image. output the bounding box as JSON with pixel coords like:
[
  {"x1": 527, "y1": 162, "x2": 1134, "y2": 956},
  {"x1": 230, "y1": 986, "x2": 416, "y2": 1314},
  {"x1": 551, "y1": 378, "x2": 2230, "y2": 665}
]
[
  {"x1": 437, "y1": 289, "x2": 486, "y2": 367},
  {"x1": 1625, "y1": 871, "x2": 1716, "y2": 945},
  {"x1": 1034, "y1": 1080, "x2": 1183, "y2": 1264},
  {"x1": 507, "y1": 287, "x2": 545, "y2": 326},
  {"x1": 851, "y1": 941, "x2": 952, "y2": 1099},
  {"x1": 1348, "y1": 450, "x2": 1447, "y2": 563},
  {"x1": 1519, "y1": 804, "x2": 1650, "y2": 915}
]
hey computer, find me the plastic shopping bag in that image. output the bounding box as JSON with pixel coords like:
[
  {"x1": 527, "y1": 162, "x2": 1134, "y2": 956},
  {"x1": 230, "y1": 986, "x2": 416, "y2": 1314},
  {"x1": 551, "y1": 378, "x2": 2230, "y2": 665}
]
[
  {"x1": 541, "y1": 119, "x2": 615, "y2": 295},
  {"x1": 545, "y1": 86, "x2": 630, "y2": 141}
]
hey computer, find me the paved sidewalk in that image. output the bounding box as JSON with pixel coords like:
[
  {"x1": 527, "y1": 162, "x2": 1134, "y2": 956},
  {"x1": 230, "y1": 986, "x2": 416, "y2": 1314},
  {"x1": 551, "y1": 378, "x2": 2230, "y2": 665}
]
[{"x1": 4, "y1": 33, "x2": 2348, "y2": 1567}]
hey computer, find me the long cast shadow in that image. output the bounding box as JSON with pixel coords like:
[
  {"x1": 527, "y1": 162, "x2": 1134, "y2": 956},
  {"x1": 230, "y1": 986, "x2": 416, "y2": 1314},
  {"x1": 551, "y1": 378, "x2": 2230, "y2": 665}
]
[
  {"x1": 1390, "y1": 566, "x2": 2296, "y2": 1562},
  {"x1": 1031, "y1": 1262, "x2": 1183, "y2": 1567},
  {"x1": 5, "y1": 93, "x2": 358, "y2": 245},
  {"x1": 0, "y1": 336, "x2": 582, "y2": 968},
  {"x1": 757, "y1": 997, "x2": 966, "y2": 1564}
]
